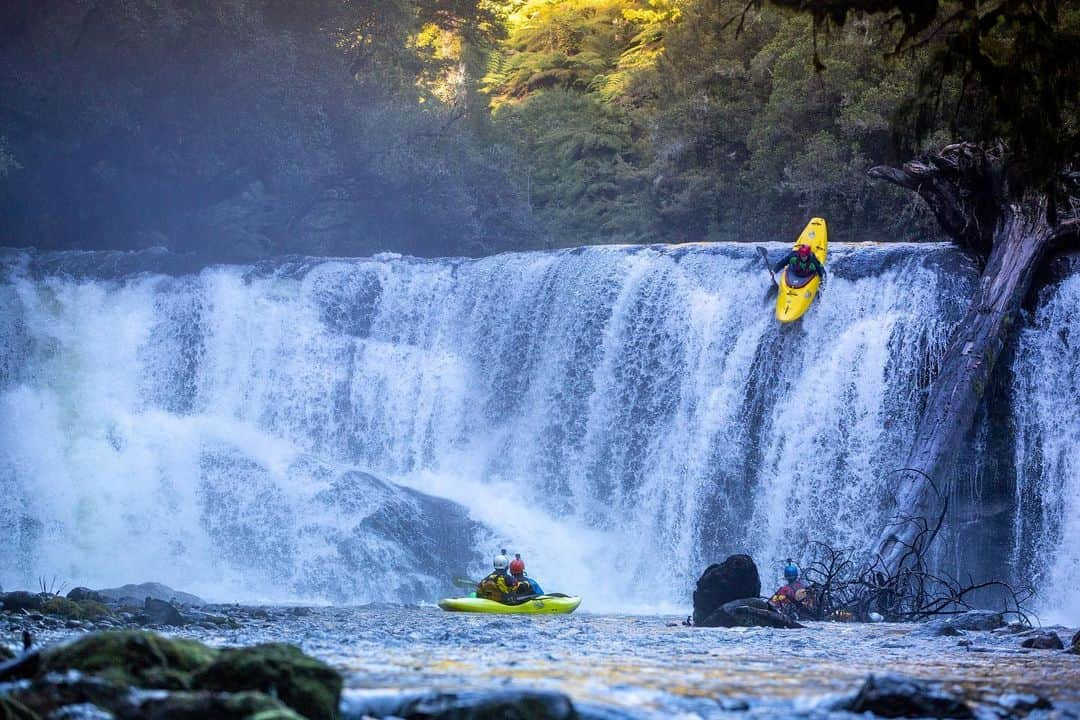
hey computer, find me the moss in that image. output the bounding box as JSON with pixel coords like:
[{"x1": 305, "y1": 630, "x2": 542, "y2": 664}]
[
  {"x1": 193, "y1": 643, "x2": 342, "y2": 720},
  {"x1": 76, "y1": 600, "x2": 113, "y2": 619},
  {"x1": 0, "y1": 696, "x2": 40, "y2": 720},
  {"x1": 40, "y1": 631, "x2": 218, "y2": 690},
  {"x1": 131, "y1": 690, "x2": 306, "y2": 720},
  {"x1": 41, "y1": 597, "x2": 84, "y2": 619}
]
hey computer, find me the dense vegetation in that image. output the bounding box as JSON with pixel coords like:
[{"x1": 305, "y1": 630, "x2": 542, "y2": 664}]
[{"x1": 0, "y1": 0, "x2": 1074, "y2": 257}]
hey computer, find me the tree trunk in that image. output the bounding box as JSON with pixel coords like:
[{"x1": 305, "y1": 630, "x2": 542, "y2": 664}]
[{"x1": 866, "y1": 144, "x2": 1074, "y2": 570}]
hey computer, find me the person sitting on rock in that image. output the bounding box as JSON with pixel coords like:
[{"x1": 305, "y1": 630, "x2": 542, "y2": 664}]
[
  {"x1": 476, "y1": 550, "x2": 530, "y2": 603},
  {"x1": 770, "y1": 559, "x2": 814, "y2": 616},
  {"x1": 509, "y1": 554, "x2": 544, "y2": 596},
  {"x1": 773, "y1": 244, "x2": 826, "y2": 283}
]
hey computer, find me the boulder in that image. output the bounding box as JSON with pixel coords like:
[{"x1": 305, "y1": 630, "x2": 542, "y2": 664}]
[
  {"x1": 837, "y1": 674, "x2": 973, "y2": 718},
  {"x1": 1070, "y1": 630, "x2": 1080, "y2": 655},
  {"x1": 94, "y1": 584, "x2": 205, "y2": 608},
  {"x1": 697, "y1": 597, "x2": 803, "y2": 629},
  {"x1": 1020, "y1": 631, "x2": 1064, "y2": 650},
  {"x1": 911, "y1": 611, "x2": 1005, "y2": 637},
  {"x1": 137, "y1": 598, "x2": 187, "y2": 627},
  {"x1": 193, "y1": 643, "x2": 342, "y2": 720},
  {"x1": 117, "y1": 690, "x2": 304, "y2": 720},
  {"x1": 342, "y1": 689, "x2": 578, "y2": 720},
  {"x1": 41, "y1": 597, "x2": 110, "y2": 620},
  {"x1": 39, "y1": 631, "x2": 217, "y2": 690},
  {"x1": 692, "y1": 555, "x2": 761, "y2": 626},
  {"x1": 0, "y1": 644, "x2": 13, "y2": 662},
  {"x1": 2, "y1": 592, "x2": 46, "y2": 612},
  {"x1": 67, "y1": 588, "x2": 107, "y2": 604}
]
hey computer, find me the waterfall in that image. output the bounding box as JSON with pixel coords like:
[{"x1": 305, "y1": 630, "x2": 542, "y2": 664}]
[
  {"x1": 1011, "y1": 271, "x2": 1080, "y2": 624},
  {"x1": 0, "y1": 243, "x2": 1073, "y2": 617}
]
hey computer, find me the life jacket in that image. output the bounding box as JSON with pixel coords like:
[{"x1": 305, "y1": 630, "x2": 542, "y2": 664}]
[
  {"x1": 476, "y1": 570, "x2": 523, "y2": 602},
  {"x1": 788, "y1": 255, "x2": 819, "y2": 277}
]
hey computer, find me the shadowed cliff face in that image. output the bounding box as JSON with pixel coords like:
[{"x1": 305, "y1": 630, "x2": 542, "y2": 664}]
[
  {"x1": 0, "y1": 0, "x2": 535, "y2": 260},
  {"x1": 0, "y1": 243, "x2": 1075, "y2": 617}
]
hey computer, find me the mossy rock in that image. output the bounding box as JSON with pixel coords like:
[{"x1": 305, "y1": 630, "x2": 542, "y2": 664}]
[
  {"x1": 41, "y1": 597, "x2": 83, "y2": 619},
  {"x1": 0, "y1": 696, "x2": 40, "y2": 720},
  {"x1": 127, "y1": 690, "x2": 306, "y2": 720},
  {"x1": 40, "y1": 630, "x2": 217, "y2": 689},
  {"x1": 193, "y1": 643, "x2": 342, "y2": 720}
]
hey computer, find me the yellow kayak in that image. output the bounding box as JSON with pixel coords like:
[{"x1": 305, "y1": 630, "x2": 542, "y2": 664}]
[
  {"x1": 438, "y1": 594, "x2": 582, "y2": 614},
  {"x1": 775, "y1": 217, "x2": 828, "y2": 323}
]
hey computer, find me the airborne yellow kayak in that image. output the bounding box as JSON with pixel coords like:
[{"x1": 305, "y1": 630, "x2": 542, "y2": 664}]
[
  {"x1": 438, "y1": 594, "x2": 582, "y2": 614},
  {"x1": 775, "y1": 217, "x2": 828, "y2": 323}
]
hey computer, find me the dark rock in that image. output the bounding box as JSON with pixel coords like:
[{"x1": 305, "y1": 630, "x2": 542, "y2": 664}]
[
  {"x1": 698, "y1": 597, "x2": 803, "y2": 629},
  {"x1": 117, "y1": 690, "x2": 304, "y2": 720},
  {"x1": 1, "y1": 644, "x2": 13, "y2": 661},
  {"x1": 0, "y1": 696, "x2": 40, "y2": 720},
  {"x1": 911, "y1": 611, "x2": 1005, "y2": 637},
  {"x1": 9, "y1": 672, "x2": 128, "y2": 718},
  {"x1": 39, "y1": 631, "x2": 217, "y2": 689},
  {"x1": 137, "y1": 599, "x2": 186, "y2": 627},
  {"x1": 994, "y1": 694, "x2": 1053, "y2": 713},
  {"x1": 67, "y1": 588, "x2": 107, "y2": 604},
  {"x1": 193, "y1": 643, "x2": 342, "y2": 720},
  {"x1": 692, "y1": 555, "x2": 761, "y2": 626},
  {"x1": 3, "y1": 592, "x2": 47, "y2": 612},
  {"x1": 343, "y1": 689, "x2": 578, "y2": 720},
  {"x1": 94, "y1": 584, "x2": 205, "y2": 608},
  {"x1": 0, "y1": 650, "x2": 42, "y2": 682},
  {"x1": 838, "y1": 674, "x2": 973, "y2": 718},
  {"x1": 1020, "y1": 631, "x2": 1064, "y2": 650},
  {"x1": 1070, "y1": 630, "x2": 1080, "y2": 654}
]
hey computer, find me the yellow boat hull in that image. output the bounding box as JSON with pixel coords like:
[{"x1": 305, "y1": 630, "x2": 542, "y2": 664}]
[
  {"x1": 437, "y1": 595, "x2": 582, "y2": 614},
  {"x1": 775, "y1": 217, "x2": 828, "y2": 323}
]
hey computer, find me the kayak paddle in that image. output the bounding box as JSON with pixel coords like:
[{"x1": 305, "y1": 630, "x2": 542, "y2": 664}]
[
  {"x1": 452, "y1": 576, "x2": 479, "y2": 589},
  {"x1": 757, "y1": 246, "x2": 779, "y2": 303}
]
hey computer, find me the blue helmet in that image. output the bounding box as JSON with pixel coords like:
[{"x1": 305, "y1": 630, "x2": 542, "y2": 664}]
[{"x1": 783, "y1": 560, "x2": 799, "y2": 582}]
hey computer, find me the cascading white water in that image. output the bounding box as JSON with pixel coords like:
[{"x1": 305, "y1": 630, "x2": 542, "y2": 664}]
[
  {"x1": 0, "y1": 242, "x2": 1072, "y2": 616},
  {"x1": 1011, "y1": 271, "x2": 1080, "y2": 624}
]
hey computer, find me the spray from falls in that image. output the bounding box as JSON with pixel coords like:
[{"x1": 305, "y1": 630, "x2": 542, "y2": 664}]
[{"x1": 0, "y1": 244, "x2": 1072, "y2": 617}]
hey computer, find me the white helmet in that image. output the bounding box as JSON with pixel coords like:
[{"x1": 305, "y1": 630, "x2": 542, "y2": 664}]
[{"x1": 493, "y1": 553, "x2": 509, "y2": 570}]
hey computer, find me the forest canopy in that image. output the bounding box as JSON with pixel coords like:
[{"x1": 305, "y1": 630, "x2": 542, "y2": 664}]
[{"x1": 0, "y1": 0, "x2": 1074, "y2": 258}]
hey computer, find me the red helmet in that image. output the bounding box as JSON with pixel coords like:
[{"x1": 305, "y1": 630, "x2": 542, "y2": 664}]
[
  {"x1": 796, "y1": 244, "x2": 812, "y2": 258},
  {"x1": 509, "y1": 558, "x2": 525, "y2": 574}
]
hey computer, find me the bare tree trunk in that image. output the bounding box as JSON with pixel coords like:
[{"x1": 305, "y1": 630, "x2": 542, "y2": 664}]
[{"x1": 866, "y1": 144, "x2": 1076, "y2": 571}]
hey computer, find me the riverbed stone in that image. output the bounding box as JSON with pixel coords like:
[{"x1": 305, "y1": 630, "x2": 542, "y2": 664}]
[
  {"x1": 698, "y1": 597, "x2": 803, "y2": 629},
  {"x1": 192, "y1": 643, "x2": 342, "y2": 720},
  {"x1": 692, "y1": 555, "x2": 761, "y2": 626},
  {"x1": 137, "y1": 599, "x2": 186, "y2": 627},
  {"x1": 1069, "y1": 630, "x2": 1080, "y2": 654},
  {"x1": 345, "y1": 689, "x2": 578, "y2": 720},
  {"x1": 839, "y1": 674, "x2": 973, "y2": 718},
  {"x1": 1020, "y1": 631, "x2": 1064, "y2": 650},
  {"x1": 39, "y1": 631, "x2": 217, "y2": 689}
]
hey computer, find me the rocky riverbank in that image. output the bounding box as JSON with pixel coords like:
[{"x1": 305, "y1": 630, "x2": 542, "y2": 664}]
[{"x1": 4, "y1": 589, "x2": 1080, "y2": 719}]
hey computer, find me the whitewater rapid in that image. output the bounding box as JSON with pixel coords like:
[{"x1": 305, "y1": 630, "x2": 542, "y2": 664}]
[{"x1": 0, "y1": 244, "x2": 1075, "y2": 619}]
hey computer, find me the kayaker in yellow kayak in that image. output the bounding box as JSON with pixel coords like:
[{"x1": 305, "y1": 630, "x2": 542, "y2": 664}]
[
  {"x1": 476, "y1": 550, "x2": 531, "y2": 602},
  {"x1": 509, "y1": 553, "x2": 544, "y2": 595},
  {"x1": 773, "y1": 243, "x2": 827, "y2": 286}
]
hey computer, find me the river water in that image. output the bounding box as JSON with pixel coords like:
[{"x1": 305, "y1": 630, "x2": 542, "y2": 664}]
[{"x1": 159, "y1": 606, "x2": 1080, "y2": 719}]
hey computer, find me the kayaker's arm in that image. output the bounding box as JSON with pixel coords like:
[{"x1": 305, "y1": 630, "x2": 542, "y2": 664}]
[{"x1": 772, "y1": 253, "x2": 792, "y2": 274}]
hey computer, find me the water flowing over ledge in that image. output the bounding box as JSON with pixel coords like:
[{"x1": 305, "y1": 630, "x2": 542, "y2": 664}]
[{"x1": 0, "y1": 244, "x2": 1075, "y2": 620}]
